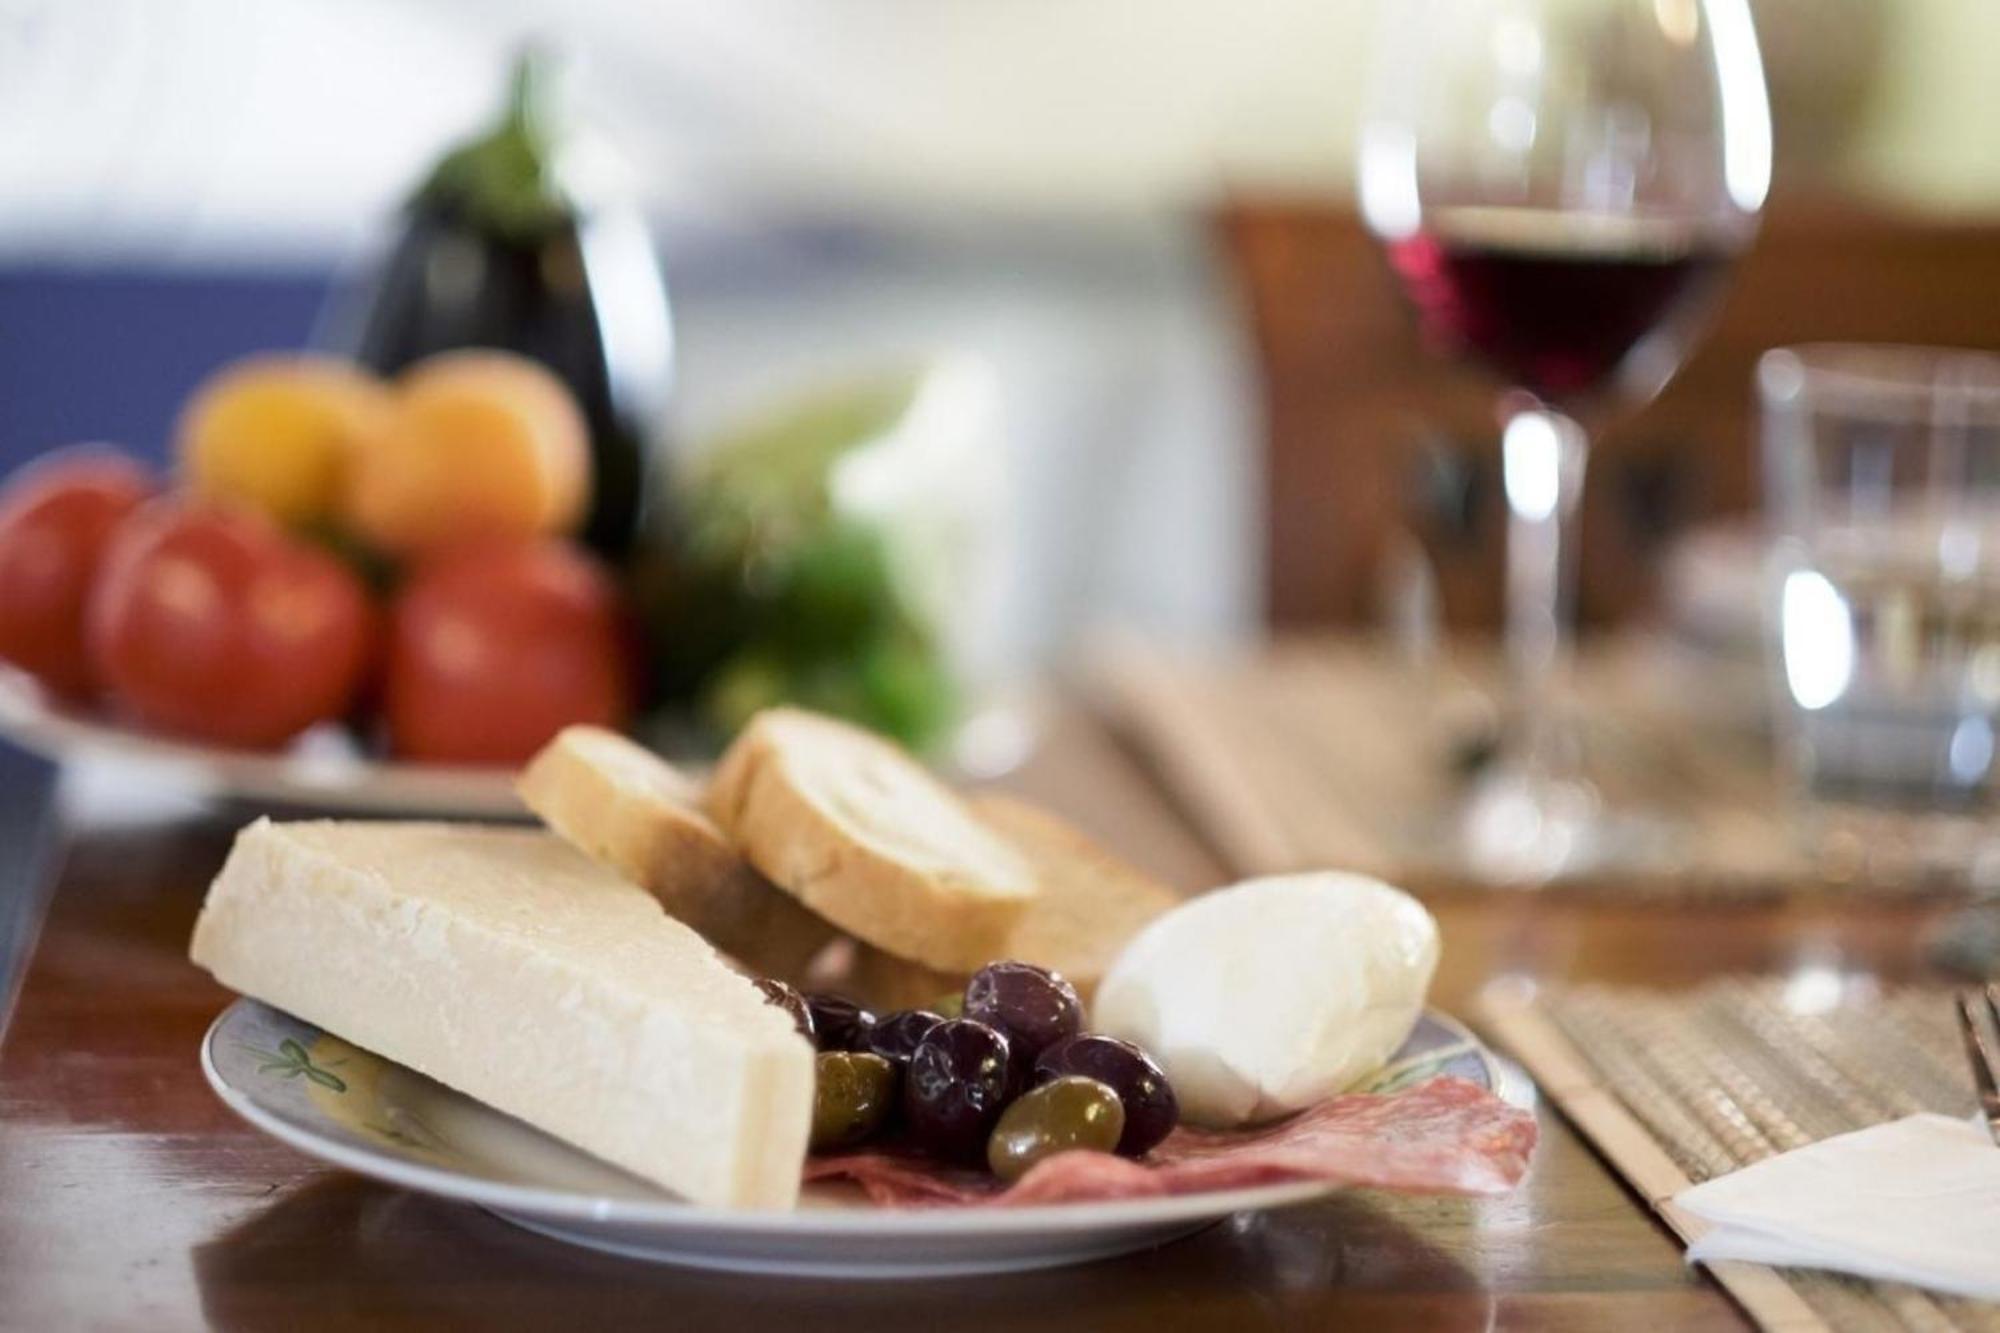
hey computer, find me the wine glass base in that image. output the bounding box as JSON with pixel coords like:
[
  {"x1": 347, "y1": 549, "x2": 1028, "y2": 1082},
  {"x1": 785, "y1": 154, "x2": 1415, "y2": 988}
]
[{"x1": 1454, "y1": 768, "x2": 1671, "y2": 886}]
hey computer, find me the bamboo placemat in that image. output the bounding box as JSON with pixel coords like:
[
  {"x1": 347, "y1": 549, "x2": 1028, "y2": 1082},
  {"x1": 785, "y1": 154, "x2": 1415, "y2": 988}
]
[
  {"x1": 1482, "y1": 978, "x2": 1999, "y2": 1332},
  {"x1": 1094, "y1": 634, "x2": 1982, "y2": 899}
]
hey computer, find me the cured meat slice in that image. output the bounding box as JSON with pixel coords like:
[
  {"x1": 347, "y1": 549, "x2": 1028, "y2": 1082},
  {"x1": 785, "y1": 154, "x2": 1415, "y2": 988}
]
[
  {"x1": 804, "y1": 1076, "x2": 1536, "y2": 1209},
  {"x1": 802, "y1": 1151, "x2": 992, "y2": 1207}
]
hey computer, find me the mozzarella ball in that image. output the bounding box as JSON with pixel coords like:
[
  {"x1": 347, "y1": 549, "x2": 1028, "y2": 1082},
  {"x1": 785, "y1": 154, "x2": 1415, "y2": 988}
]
[{"x1": 1091, "y1": 872, "x2": 1439, "y2": 1128}]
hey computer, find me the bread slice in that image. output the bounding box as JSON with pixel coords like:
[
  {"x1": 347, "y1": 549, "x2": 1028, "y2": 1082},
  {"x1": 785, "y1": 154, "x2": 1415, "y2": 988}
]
[
  {"x1": 847, "y1": 794, "x2": 1182, "y2": 1006},
  {"x1": 706, "y1": 708, "x2": 1037, "y2": 972},
  {"x1": 973, "y1": 793, "x2": 1184, "y2": 986},
  {"x1": 190, "y1": 820, "x2": 814, "y2": 1209},
  {"x1": 517, "y1": 726, "x2": 832, "y2": 980}
]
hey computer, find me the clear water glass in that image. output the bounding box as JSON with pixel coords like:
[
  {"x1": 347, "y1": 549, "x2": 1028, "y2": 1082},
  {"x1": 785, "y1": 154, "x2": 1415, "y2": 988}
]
[{"x1": 1762, "y1": 344, "x2": 2000, "y2": 884}]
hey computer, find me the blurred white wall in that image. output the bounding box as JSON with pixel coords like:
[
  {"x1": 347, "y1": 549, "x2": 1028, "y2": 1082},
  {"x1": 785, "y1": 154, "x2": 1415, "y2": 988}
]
[
  {"x1": 5, "y1": 0, "x2": 1999, "y2": 262},
  {"x1": 0, "y1": 0, "x2": 499, "y2": 260},
  {"x1": 0, "y1": 0, "x2": 1373, "y2": 257},
  {"x1": 1837, "y1": 0, "x2": 2000, "y2": 212}
]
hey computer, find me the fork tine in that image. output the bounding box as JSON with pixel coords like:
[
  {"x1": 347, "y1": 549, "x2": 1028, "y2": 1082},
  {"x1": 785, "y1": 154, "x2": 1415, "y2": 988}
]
[{"x1": 1959, "y1": 991, "x2": 2000, "y2": 1145}]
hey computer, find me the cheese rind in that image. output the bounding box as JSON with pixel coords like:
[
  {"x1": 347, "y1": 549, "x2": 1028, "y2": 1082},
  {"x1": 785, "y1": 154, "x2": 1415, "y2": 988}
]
[{"x1": 189, "y1": 819, "x2": 813, "y2": 1209}]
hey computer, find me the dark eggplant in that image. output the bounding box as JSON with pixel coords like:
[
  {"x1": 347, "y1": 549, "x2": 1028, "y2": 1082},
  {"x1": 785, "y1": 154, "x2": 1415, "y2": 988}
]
[{"x1": 320, "y1": 52, "x2": 673, "y2": 559}]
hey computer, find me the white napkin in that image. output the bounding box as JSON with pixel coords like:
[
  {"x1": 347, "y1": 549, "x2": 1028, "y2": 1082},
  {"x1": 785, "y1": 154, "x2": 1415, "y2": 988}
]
[{"x1": 1674, "y1": 1114, "x2": 2000, "y2": 1302}]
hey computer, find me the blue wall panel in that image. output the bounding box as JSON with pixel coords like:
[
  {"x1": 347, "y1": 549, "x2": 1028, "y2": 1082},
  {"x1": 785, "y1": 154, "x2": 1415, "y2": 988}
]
[{"x1": 0, "y1": 268, "x2": 331, "y2": 474}]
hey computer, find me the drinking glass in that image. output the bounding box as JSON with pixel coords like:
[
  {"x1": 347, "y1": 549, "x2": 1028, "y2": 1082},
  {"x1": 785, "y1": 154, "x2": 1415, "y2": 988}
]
[
  {"x1": 1762, "y1": 345, "x2": 2000, "y2": 887},
  {"x1": 1357, "y1": 0, "x2": 1772, "y2": 880}
]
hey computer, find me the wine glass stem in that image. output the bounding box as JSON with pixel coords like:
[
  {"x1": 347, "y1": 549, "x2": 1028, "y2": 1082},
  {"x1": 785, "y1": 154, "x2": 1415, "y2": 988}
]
[{"x1": 1500, "y1": 407, "x2": 1589, "y2": 783}]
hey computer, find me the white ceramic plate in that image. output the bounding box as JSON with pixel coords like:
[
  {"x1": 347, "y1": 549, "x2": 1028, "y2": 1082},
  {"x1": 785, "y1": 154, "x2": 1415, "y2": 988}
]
[
  {"x1": 0, "y1": 670, "x2": 523, "y2": 819},
  {"x1": 201, "y1": 997, "x2": 1503, "y2": 1278}
]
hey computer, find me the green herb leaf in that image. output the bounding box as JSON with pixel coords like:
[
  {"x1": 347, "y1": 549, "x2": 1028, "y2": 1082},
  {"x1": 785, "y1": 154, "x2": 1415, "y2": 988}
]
[{"x1": 303, "y1": 1067, "x2": 349, "y2": 1093}]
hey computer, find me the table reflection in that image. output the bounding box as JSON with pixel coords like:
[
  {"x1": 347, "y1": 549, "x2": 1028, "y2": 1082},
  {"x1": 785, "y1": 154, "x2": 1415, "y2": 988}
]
[{"x1": 192, "y1": 1178, "x2": 1495, "y2": 1333}]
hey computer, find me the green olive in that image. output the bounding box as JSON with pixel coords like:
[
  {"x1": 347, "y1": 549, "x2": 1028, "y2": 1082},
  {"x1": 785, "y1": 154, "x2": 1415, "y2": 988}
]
[
  {"x1": 986, "y1": 1075, "x2": 1126, "y2": 1183},
  {"x1": 811, "y1": 1051, "x2": 897, "y2": 1152},
  {"x1": 932, "y1": 990, "x2": 966, "y2": 1020}
]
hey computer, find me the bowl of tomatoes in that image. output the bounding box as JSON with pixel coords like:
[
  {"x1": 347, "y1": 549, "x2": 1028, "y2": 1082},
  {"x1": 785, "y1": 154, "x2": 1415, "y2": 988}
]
[
  {"x1": 0, "y1": 345, "x2": 993, "y2": 814},
  {"x1": 0, "y1": 350, "x2": 638, "y2": 816}
]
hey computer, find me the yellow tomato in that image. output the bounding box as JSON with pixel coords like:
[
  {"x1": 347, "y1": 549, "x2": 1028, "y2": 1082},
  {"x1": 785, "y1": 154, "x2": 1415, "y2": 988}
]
[
  {"x1": 342, "y1": 350, "x2": 591, "y2": 556},
  {"x1": 175, "y1": 355, "x2": 390, "y2": 526}
]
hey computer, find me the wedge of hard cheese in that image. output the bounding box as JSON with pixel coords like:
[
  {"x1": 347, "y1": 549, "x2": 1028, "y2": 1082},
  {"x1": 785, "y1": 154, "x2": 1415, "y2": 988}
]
[
  {"x1": 518, "y1": 726, "x2": 833, "y2": 980},
  {"x1": 707, "y1": 708, "x2": 1037, "y2": 972},
  {"x1": 849, "y1": 794, "x2": 1182, "y2": 1007},
  {"x1": 190, "y1": 820, "x2": 814, "y2": 1209}
]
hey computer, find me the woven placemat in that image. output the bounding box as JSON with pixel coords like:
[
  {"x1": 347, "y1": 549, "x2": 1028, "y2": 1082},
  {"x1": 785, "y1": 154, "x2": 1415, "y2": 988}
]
[
  {"x1": 1094, "y1": 634, "x2": 1979, "y2": 900},
  {"x1": 1482, "y1": 978, "x2": 1999, "y2": 1332}
]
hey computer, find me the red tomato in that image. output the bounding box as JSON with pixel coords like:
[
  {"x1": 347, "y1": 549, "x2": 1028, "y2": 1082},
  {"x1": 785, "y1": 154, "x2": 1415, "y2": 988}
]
[
  {"x1": 0, "y1": 448, "x2": 156, "y2": 699},
  {"x1": 385, "y1": 541, "x2": 633, "y2": 765},
  {"x1": 88, "y1": 502, "x2": 375, "y2": 748}
]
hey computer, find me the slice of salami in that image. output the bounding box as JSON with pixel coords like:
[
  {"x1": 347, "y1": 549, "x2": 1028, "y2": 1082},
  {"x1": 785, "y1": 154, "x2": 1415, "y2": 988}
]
[
  {"x1": 805, "y1": 1076, "x2": 1536, "y2": 1209},
  {"x1": 801, "y1": 1151, "x2": 996, "y2": 1207},
  {"x1": 1136, "y1": 1074, "x2": 1537, "y2": 1198}
]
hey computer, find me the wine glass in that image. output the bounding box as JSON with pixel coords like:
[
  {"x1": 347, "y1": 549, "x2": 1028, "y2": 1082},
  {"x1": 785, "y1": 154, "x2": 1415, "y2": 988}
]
[{"x1": 1357, "y1": 0, "x2": 1771, "y2": 882}]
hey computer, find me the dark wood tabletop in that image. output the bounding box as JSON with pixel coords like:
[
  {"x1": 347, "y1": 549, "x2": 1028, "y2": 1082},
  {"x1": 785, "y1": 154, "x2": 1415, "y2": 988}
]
[{"x1": 0, "y1": 712, "x2": 1951, "y2": 1332}]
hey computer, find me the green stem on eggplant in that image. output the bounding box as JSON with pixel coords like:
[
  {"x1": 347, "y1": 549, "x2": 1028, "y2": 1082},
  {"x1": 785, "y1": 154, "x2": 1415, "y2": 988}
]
[{"x1": 416, "y1": 46, "x2": 570, "y2": 241}]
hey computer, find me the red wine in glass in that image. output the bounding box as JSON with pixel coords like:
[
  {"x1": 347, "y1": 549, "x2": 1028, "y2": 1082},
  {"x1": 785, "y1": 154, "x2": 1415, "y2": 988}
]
[
  {"x1": 1358, "y1": 0, "x2": 1769, "y2": 882},
  {"x1": 1384, "y1": 206, "x2": 1737, "y2": 404}
]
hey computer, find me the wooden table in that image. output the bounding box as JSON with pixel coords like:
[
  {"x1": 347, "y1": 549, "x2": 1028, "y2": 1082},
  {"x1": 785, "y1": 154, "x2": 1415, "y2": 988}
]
[{"x1": 0, "y1": 714, "x2": 1950, "y2": 1332}]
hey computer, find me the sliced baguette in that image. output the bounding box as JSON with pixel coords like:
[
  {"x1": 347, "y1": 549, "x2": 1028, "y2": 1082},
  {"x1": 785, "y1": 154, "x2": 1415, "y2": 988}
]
[
  {"x1": 517, "y1": 726, "x2": 833, "y2": 980},
  {"x1": 848, "y1": 793, "x2": 1182, "y2": 1006},
  {"x1": 973, "y1": 793, "x2": 1183, "y2": 987},
  {"x1": 707, "y1": 708, "x2": 1037, "y2": 972}
]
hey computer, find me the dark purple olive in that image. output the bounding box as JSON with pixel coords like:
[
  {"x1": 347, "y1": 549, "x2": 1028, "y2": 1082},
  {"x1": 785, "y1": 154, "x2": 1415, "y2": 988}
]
[
  {"x1": 963, "y1": 961, "x2": 1082, "y2": 1068},
  {"x1": 864, "y1": 1009, "x2": 945, "y2": 1072},
  {"x1": 804, "y1": 993, "x2": 876, "y2": 1052},
  {"x1": 1034, "y1": 1034, "x2": 1179, "y2": 1156},
  {"x1": 754, "y1": 978, "x2": 814, "y2": 1042},
  {"x1": 904, "y1": 1019, "x2": 1014, "y2": 1162}
]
